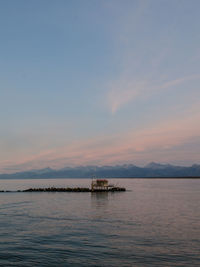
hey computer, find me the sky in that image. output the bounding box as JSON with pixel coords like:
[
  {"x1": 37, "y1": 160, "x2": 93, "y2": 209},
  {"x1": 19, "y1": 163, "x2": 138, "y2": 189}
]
[{"x1": 0, "y1": 0, "x2": 200, "y2": 173}]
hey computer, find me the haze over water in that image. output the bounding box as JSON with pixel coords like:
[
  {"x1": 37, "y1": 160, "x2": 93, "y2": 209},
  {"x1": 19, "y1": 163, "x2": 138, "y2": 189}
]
[{"x1": 0, "y1": 178, "x2": 199, "y2": 266}]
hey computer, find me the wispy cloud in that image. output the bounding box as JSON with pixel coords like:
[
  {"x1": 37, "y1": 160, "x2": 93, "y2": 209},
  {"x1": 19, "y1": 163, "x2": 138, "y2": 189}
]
[
  {"x1": 107, "y1": 79, "x2": 148, "y2": 114},
  {"x1": 107, "y1": 73, "x2": 200, "y2": 114},
  {"x1": 103, "y1": 1, "x2": 200, "y2": 115},
  {"x1": 2, "y1": 102, "x2": 200, "y2": 173}
]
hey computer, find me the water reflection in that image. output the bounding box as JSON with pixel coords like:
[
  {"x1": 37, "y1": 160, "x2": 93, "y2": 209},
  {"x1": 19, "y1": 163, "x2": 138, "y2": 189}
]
[{"x1": 90, "y1": 192, "x2": 109, "y2": 207}]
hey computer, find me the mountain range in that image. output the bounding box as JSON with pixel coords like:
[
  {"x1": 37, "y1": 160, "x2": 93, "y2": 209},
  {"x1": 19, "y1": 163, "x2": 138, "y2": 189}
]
[{"x1": 0, "y1": 162, "x2": 200, "y2": 179}]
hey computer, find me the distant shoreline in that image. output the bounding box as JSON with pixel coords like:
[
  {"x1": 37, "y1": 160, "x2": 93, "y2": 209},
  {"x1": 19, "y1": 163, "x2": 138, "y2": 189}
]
[
  {"x1": 0, "y1": 177, "x2": 200, "y2": 180},
  {"x1": 1, "y1": 163, "x2": 200, "y2": 179}
]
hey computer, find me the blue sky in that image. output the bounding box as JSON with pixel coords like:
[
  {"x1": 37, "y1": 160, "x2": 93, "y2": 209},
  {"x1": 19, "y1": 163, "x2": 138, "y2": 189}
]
[{"x1": 1, "y1": 0, "x2": 200, "y2": 172}]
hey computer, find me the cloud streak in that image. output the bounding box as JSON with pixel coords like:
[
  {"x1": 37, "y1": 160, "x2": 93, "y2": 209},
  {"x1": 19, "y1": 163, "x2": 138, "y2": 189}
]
[
  {"x1": 2, "y1": 102, "x2": 200, "y2": 173},
  {"x1": 107, "y1": 73, "x2": 200, "y2": 114}
]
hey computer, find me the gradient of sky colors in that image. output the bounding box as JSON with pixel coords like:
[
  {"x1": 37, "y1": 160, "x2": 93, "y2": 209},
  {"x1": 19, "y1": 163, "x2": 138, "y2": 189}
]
[{"x1": 1, "y1": 0, "x2": 200, "y2": 173}]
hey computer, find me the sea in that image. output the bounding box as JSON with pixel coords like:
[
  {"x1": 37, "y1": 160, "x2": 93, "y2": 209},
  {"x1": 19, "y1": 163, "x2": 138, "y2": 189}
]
[{"x1": 0, "y1": 178, "x2": 199, "y2": 266}]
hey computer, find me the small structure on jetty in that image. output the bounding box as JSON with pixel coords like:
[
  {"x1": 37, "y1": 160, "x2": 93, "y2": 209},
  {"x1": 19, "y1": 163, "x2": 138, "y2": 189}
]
[
  {"x1": 91, "y1": 179, "x2": 125, "y2": 192},
  {"x1": 91, "y1": 179, "x2": 109, "y2": 191}
]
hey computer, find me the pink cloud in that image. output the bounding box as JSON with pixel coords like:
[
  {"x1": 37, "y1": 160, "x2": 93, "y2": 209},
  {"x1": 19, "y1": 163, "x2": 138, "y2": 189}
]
[{"x1": 2, "y1": 103, "x2": 200, "y2": 173}]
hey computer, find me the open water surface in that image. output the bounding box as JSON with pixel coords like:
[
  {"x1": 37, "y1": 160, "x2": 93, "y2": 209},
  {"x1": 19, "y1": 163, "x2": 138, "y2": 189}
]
[{"x1": 0, "y1": 178, "x2": 199, "y2": 266}]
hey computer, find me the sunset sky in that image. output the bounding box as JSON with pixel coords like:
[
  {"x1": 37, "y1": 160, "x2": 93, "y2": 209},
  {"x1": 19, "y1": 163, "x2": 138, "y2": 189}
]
[{"x1": 1, "y1": 0, "x2": 200, "y2": 173}]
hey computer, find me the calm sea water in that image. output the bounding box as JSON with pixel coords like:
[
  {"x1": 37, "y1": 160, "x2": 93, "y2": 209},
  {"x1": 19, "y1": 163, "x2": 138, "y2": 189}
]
[{"x1": 0, "y1": 178, "x2": 199, "y2": 266}]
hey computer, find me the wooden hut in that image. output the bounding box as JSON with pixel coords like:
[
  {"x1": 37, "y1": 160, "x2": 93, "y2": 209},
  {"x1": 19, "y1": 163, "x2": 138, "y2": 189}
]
[{"x1": 91, "y1": 179, "x2": 109, "y2": 191}]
